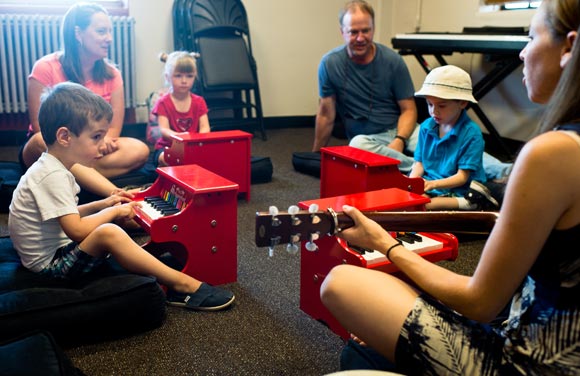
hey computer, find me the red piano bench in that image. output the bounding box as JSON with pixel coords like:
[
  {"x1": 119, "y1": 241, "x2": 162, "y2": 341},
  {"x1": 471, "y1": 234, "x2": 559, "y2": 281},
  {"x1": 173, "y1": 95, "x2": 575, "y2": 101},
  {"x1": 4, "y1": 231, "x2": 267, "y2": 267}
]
[
  {"x1": 320, "y1": 145, "x2": 424, "y2": 198},
  {"x1": 298, "y1": 189, "x2": 458, "y2": 339},
  {"x1": 164, "y1": 130, "x2": 252, "y2": 201}
]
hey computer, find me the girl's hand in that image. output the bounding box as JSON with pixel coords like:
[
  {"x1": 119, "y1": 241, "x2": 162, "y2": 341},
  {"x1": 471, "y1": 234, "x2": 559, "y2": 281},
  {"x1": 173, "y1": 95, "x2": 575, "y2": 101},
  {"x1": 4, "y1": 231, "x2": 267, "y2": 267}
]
[{"x1": 336, "y1": 205, "x2": 397, "y2": 253}]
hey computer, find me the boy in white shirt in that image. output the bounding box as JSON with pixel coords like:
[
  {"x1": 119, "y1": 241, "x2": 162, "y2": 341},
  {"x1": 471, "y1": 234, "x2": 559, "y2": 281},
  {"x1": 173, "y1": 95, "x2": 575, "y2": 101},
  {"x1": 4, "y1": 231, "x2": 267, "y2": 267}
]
[{"x1": 9, "y1": 82, "x2": 234, "y2": 311}]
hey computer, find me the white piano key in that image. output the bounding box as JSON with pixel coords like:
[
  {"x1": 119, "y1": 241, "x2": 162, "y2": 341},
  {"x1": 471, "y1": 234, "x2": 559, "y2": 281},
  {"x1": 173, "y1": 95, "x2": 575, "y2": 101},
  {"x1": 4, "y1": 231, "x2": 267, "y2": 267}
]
[
  {"x1": 137, "y1": 201, "x2": 164, "y2": 220},
  {"x1": 402, "y1": 234, "x2": 444, "y2": 254}
]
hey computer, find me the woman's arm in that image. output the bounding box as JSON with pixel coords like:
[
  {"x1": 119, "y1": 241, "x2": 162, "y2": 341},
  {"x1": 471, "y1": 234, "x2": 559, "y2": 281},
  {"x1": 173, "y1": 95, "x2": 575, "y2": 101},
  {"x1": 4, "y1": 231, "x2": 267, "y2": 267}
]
[
  {"x1": 106, "y1": 85, "x2": 125, "y2": 139},
  {"x1": 338, "y1": 132, "x2": 580, "y2": 322},
  {"x1": 27, "y1": 78, "x2": 46, "y2": 134},
  {"x1": 97, "y1": 85, "x2": 124, "y2": 156}
]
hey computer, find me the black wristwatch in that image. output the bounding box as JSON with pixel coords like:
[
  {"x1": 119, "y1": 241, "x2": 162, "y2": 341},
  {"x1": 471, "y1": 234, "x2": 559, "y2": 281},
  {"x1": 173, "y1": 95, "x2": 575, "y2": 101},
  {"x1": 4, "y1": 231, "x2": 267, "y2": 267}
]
[{"x1": 394, "y1": 135, "x2": 407, "y2": 147}]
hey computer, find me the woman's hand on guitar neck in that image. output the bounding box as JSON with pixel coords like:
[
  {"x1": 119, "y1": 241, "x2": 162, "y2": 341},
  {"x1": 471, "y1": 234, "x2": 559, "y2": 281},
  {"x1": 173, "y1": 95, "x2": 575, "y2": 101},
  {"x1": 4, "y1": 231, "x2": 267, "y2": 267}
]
[{"x1": 336, "y1": 205, "x2": 400, "y2": 254}]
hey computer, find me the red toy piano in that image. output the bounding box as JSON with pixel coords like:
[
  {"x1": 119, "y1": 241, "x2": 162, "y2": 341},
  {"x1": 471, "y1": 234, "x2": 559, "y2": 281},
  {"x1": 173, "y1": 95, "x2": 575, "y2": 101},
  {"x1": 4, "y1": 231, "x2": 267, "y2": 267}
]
[
  {"x1": 320, "y1": 145, "x2": 424, "y2": 198},
  {"x1": 298, "y1": 189, "x2": 458, "y2": 339},
  {"x1": 164, "y1": 130, "x2": 252, "y2": 201},
  {"x1": 132, "y1": 165, "x2": 239, "y2": 286}
]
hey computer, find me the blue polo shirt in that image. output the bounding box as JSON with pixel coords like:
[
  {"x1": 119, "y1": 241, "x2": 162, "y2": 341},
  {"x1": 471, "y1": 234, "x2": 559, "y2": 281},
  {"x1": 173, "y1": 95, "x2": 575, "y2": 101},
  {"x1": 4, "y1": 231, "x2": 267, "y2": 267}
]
[{"x1": 414, "y1": 110, "x2": 486, "y2": 196}]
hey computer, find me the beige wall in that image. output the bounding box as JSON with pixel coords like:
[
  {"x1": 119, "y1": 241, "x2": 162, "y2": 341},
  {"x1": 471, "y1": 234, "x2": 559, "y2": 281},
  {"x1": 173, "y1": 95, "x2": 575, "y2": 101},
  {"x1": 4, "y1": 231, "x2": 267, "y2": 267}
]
[{"x1": 130, "y1": 0, "x2": 539, "y2": 141}]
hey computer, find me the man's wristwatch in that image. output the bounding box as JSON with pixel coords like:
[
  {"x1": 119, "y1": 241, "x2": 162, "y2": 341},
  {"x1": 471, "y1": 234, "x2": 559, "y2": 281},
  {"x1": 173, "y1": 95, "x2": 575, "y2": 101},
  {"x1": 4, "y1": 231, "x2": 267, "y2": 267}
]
[{"x1": 394, "y1": 135, "x2": 407, "y2": 147}]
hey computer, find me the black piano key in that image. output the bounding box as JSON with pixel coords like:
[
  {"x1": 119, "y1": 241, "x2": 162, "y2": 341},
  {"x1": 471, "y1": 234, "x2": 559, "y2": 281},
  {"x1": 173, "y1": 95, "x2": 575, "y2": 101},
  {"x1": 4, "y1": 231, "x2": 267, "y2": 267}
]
[
  {"x1": 396, "y1": 233, "x2": 415, "y2": 244},
  {"x1": 161, "y1": 208, "x2": 180, "y2": 215},
  {"x1": 153, "y1": 202, "x2": 173, "y2": 210},
  {"x1": 348, "y1": 244, "x2": 373, "y2": 255},
  {"x1": 405, "y1": 232, "x2": 423, "y2": 242},
  {"x1": 145, "y1": 196, "x2": 164, "y2": 203}
]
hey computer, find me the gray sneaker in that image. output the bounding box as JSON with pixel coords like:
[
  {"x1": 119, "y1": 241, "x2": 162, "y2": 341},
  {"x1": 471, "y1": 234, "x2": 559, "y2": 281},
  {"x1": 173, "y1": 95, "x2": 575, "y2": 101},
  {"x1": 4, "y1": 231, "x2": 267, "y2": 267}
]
[{"x1": 166, "y1": 283, "x2": 235, "y2": 311}]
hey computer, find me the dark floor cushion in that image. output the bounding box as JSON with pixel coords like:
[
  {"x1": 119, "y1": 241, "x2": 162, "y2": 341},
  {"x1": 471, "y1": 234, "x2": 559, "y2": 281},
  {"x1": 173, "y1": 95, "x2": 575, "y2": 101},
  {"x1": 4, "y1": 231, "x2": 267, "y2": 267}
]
[
  {"x1": 292, "y1": 151, "x2": 321, "y2": 178},
  {"x1": 0, "y1": 331, "x2": 84, "y2": 376},
  {"x1": 0, "y1": 237, "x2": 166, "y2": 345},
  {"x1": 0, "y1": 161, "x2": 24, "y2": 213},
  {"x1": 251, "y1": 156, "x2": 273, "y2": 184}
]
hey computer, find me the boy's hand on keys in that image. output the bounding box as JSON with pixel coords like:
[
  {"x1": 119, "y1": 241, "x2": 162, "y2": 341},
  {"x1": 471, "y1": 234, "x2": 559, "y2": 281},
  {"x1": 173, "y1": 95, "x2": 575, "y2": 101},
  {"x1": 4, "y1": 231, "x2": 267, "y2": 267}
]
[
  {"x1": 115, "y1": 201, "x2": 141, "y2": 220},
  {"x1": 104, "y1": 193, "x2": 132, "y2": 207},
  {"x1": 110, "y1": 188, "x2": 135, "y2": 200}
]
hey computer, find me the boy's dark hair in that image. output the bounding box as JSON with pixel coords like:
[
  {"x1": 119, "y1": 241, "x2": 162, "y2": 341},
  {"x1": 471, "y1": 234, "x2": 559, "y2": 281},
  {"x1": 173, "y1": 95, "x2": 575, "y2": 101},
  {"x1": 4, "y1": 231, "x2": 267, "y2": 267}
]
[{"x1": 39, "y1": 82, "x2": 113, "y2": 145}]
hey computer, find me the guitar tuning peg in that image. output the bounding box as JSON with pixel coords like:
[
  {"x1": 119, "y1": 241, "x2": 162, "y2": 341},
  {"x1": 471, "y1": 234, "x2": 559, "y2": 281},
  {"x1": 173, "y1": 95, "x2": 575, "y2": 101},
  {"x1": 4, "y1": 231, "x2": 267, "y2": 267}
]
[
  {"x1": 305, "y1": 241, "x2": 318, "y2": 252},
  {"x1": 288, "y1": 205, "x2": 301, "y2": 226},
  {"x1": 290, "y1": 233, "x2": 301, "y2": 244},
  {"x1": 269, "y1": 206, "x2": 281, "y2": 227},
  {"x1": 308, "y1": 204, "x2": 321, "y2": 224},
  {"x1": 309, "y1": 232, "x2": 320, "y2": 242},
  {"x1": 286, "y1": 242, "x2": 299, "y2": 255}
]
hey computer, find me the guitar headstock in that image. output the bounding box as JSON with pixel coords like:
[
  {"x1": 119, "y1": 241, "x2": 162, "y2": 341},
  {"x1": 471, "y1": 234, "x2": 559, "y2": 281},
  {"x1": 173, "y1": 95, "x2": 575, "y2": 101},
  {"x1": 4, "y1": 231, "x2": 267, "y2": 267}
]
[{"x1": 255, "y1": 205, "x2": 336, "y2": 255}]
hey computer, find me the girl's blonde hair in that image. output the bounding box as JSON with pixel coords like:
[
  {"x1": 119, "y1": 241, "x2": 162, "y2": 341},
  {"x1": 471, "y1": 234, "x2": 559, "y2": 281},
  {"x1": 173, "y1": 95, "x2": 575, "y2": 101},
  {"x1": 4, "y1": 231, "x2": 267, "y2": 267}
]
[{"x1": 159, "y1": 51, "x2": 198, "y2": 85}]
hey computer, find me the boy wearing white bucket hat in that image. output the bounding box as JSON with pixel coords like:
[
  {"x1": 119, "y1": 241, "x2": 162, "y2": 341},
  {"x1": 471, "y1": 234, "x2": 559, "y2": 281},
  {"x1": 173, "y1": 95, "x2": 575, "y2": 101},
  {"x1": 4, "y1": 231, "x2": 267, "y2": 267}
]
[{"x1": 411, "y1": 65, "x2": 498, "y2": 210}]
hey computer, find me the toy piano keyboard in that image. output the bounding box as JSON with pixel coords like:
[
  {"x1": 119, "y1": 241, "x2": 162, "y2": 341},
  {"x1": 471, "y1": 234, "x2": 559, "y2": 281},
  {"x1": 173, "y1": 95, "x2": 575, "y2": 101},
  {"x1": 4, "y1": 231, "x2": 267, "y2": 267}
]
[{"x1": 353, "y1": 231, "x2": 447, "y2": 267}]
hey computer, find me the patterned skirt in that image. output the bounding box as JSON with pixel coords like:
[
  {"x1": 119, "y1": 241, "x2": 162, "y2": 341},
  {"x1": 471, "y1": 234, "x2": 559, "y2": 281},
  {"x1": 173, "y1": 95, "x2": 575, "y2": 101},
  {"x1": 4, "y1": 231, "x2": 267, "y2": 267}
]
[{"x1": 394, "y1": 277, "x2": 580, "y2": 375}]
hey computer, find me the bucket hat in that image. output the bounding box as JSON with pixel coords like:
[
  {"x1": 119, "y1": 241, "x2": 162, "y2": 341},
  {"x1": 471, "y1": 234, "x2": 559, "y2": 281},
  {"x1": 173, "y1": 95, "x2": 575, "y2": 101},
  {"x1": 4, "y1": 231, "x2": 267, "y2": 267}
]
[{"x1": 415, "y1": 65, "x2": 477, "y2": 103}]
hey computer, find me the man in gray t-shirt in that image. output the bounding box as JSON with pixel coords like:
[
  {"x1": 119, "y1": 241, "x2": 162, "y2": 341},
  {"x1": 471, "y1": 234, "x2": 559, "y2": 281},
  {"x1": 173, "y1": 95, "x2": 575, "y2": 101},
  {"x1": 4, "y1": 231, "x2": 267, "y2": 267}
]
[{"x1": 312, "y1": 0, "x2": 417, "y2": 172}]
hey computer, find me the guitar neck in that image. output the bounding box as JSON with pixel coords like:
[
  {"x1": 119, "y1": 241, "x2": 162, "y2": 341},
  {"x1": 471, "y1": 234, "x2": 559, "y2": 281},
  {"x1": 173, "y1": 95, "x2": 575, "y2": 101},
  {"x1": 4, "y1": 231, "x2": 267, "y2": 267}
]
[
  {"x1": 337, "y1": 211, "x2": 499, "y2": 234},
  {"x1": 255, "y1": 209, "x2": 498, "y2": 248}
]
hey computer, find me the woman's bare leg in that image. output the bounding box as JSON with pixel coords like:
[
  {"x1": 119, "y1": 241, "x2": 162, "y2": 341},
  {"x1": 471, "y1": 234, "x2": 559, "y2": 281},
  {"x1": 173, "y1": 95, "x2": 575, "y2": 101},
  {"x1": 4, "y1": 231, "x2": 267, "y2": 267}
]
[{"x1": 321, "y1": 264, "x2": 419, "y2": 361}]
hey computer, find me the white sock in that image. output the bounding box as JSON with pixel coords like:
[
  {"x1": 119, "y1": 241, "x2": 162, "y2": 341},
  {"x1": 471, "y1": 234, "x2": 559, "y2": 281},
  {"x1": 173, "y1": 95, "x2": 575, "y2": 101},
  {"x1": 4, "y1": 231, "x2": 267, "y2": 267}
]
[{"x1": 457, "y1": 197, "x2": 477, "y2": 210}]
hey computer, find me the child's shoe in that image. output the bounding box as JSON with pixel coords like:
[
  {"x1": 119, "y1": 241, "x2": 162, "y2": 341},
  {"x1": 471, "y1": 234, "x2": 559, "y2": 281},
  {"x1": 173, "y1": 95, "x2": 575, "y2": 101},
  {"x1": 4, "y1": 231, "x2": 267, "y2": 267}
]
[{"x1": 166, "y1": 283, "x2": 235, "y2": 311}]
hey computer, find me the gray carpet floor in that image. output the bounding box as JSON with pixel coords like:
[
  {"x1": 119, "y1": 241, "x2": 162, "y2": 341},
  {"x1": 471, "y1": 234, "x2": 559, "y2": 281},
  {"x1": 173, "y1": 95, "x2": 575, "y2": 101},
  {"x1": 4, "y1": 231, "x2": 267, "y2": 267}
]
[{"x1": 0, "y1": 127, "x2": 486, "y2": 375}]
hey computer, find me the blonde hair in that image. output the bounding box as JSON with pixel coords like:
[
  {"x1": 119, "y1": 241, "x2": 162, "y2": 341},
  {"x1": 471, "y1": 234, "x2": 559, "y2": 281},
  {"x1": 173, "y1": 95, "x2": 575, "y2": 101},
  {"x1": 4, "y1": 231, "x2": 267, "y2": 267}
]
[{"x1": 159, "y1": 51, "x2": 199, "y2": 86}]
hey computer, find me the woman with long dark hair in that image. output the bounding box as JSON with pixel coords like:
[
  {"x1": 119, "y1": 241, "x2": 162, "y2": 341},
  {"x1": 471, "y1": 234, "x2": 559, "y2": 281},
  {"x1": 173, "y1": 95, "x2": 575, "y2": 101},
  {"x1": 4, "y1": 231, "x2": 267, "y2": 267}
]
[
  {"x1": 22, "y1": 2, "x2": 150, "y2": 196},
  {"x1": 321, "y1": 0, "x2": 580, "y2": 374}
]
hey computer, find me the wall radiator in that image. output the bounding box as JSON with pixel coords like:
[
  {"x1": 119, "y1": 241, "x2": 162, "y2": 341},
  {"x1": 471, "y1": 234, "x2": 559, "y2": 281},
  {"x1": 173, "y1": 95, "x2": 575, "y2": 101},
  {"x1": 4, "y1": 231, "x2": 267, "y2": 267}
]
[{"x1": 0, "y1": 14, "x2": 137, "y2": 114}]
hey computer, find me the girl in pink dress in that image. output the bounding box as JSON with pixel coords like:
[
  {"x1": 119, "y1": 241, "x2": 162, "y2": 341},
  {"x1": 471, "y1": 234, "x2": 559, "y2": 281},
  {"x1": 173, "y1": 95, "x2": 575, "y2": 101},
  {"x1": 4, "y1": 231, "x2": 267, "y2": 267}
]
[{"x1": 152, "y1": 52, "x2": 210, "y2": 166}]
